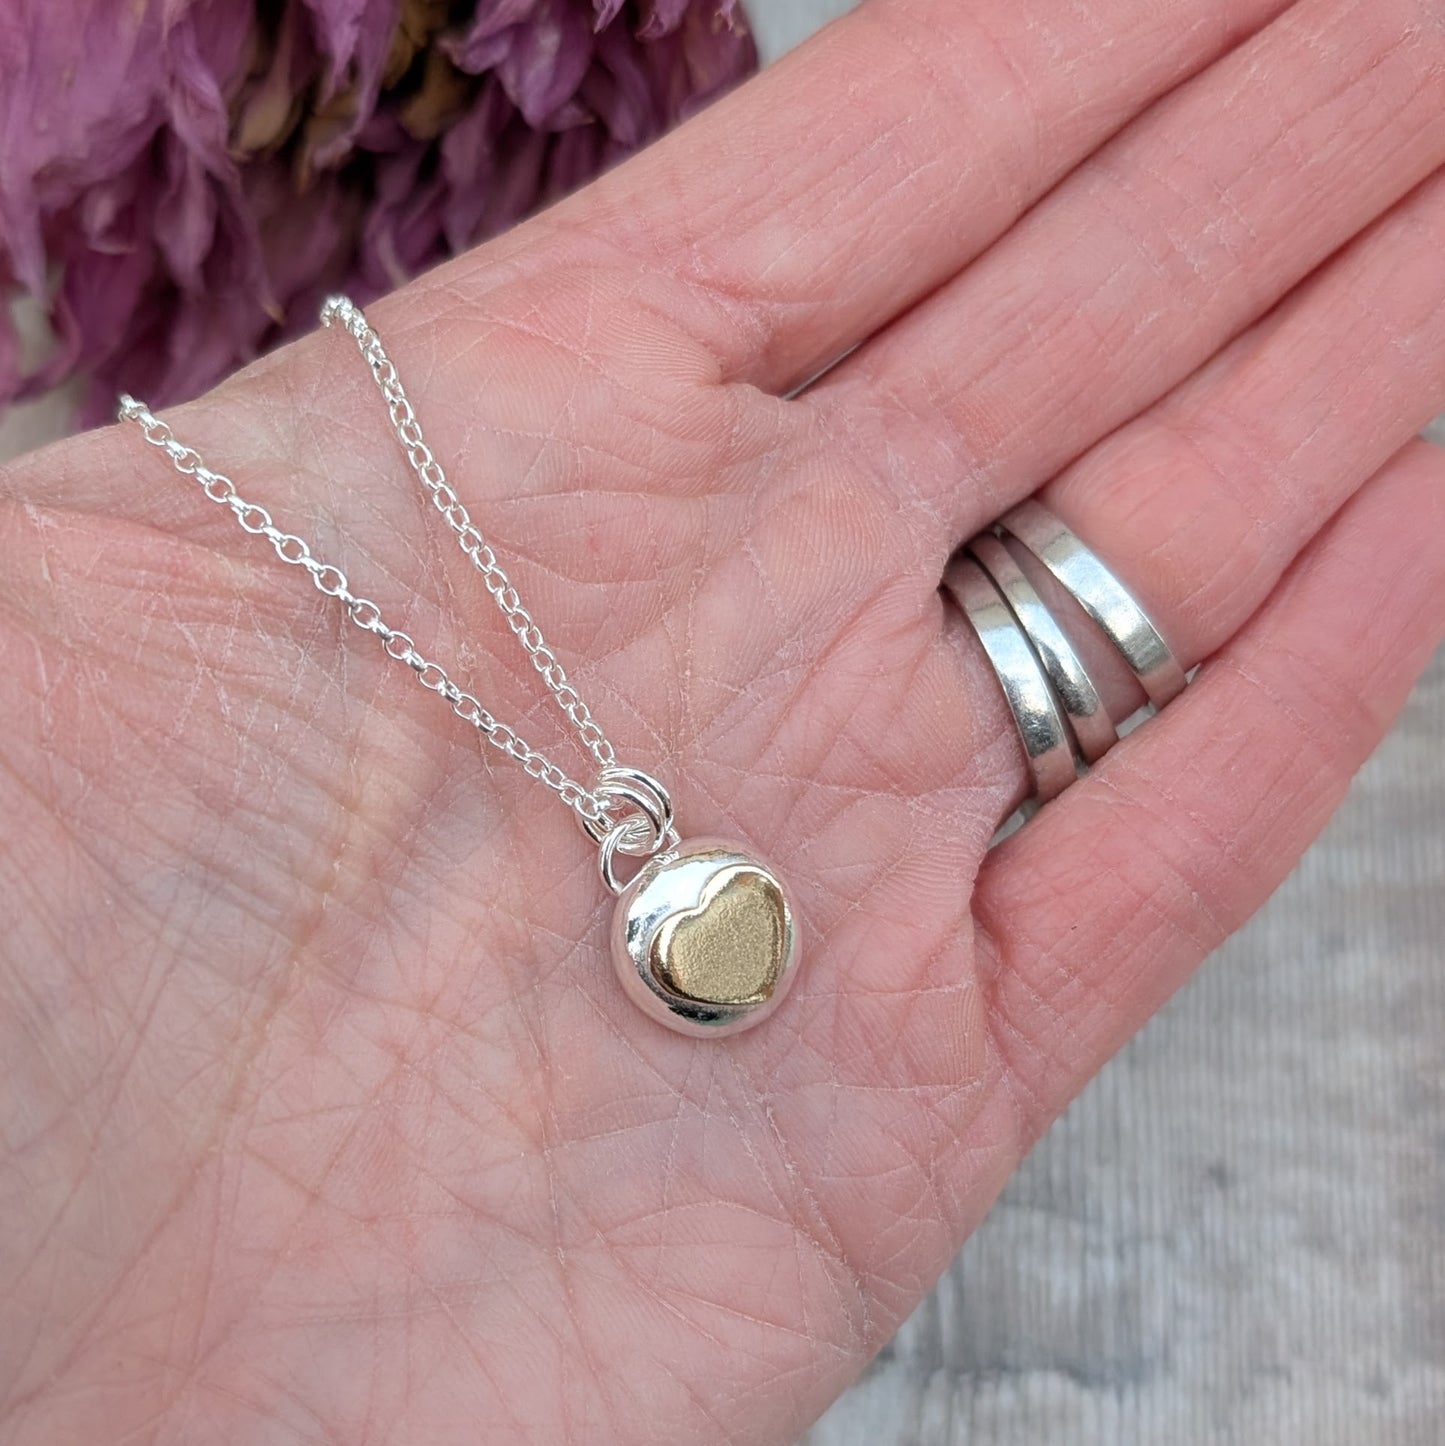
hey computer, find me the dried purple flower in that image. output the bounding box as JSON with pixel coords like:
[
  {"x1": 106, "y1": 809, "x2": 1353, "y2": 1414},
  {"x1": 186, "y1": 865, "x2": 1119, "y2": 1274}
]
[{"x1": 0, "y1": 0, "x2": 755, "y2": 424}]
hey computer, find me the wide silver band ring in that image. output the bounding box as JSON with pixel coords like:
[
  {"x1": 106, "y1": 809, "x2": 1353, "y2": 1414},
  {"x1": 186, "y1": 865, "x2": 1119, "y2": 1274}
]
[
  {"x1": 946, "y1": 556, "x2": 1077, "y2": 802},
  {"x1": 967, "y1": 533, "x2": 1118, "y2": 764},
  {"x1": 951, "y1": 498, "x2": 1187, "y2": 809},
  {"x1": 997, "y1": 499, "x2": 1187, "y2": 709}
]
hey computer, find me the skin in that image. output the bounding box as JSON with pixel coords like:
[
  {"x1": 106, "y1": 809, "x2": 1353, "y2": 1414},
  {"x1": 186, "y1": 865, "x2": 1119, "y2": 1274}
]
[{"x1": 2, "y1": 0, "x2": 1444, "y2": 1440}]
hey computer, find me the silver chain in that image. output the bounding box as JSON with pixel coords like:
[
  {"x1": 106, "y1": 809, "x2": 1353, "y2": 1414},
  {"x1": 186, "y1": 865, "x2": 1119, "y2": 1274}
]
[
  {"x1": 319, "y1": 295, "x2": 617, "y2": 775},
  {"x1": 116, "y1": 302, "x2": 628, "y2": 827}
]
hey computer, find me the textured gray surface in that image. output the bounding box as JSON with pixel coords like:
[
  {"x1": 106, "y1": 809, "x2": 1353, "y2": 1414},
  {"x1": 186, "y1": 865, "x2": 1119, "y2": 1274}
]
[{"x1": 2, "y1": 5, "x2": 1441, "y2": 1441}]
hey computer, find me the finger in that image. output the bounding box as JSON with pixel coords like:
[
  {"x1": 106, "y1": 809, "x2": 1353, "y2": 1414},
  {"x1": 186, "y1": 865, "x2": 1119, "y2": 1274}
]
[
  {"x1": 814, "y1": 0, "x2": 1445, "y2": 536},
  {"x1": 0, "y1": 0, "x2": 1301, "y2": 547},
  {"x1": 933, "y1": 165, "x2": 1445, "y2": 819},
  {"x1": 3, "y1": 0, "x2": 1288, "y2": 514},
  {"x1": 439, "y1": 0, "x2": 1293, "y2": 392},
  {"x1": 971, "y1": 438, "x2": 1445, "y2": 1140},
  {"x1": 1044, "y1": 171, "x2": 1445, "y2": 716}
]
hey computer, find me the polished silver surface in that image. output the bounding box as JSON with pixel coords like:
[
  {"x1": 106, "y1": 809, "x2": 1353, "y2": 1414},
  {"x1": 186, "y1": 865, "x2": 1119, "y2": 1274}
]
[
  {"x1": 999, "y1": 499, "x2": 1186, "y2": 708},
  {"x1": 611, "y1": 838, "x2": 801, "y2": 1037},
  {"x1": 947, "y1": 555, "x2": 1077, "y2": 802},
  {"x1": 968, "y1": 533, "x2": 1117, "y2": 764}
]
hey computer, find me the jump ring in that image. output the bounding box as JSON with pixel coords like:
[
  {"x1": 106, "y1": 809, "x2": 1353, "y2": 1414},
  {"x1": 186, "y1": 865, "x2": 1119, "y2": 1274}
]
[
  {"x1": 598, "y1": 816, "x2": 678, "y2": 895},
  {"x1": 577, "y1": 765, "x2": 677, "y2": 857}
]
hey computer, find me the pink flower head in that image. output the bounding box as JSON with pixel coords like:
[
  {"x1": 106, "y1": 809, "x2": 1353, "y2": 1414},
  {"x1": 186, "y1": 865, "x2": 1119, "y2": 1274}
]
[{"x1": 0, "y1": 0, "x2": 755, "y2": 424}]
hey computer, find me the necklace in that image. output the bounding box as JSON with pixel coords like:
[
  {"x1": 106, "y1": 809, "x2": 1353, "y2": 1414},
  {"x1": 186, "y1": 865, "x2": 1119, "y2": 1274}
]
[{"x1": 118, "y1": 296, "x2": 800, "y2": 1038}]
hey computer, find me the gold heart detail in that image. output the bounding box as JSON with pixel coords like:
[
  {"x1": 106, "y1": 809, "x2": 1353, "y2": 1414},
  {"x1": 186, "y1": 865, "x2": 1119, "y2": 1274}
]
[{"x1": 648, "y1": 866, "x2": 787, "y2": 1007}]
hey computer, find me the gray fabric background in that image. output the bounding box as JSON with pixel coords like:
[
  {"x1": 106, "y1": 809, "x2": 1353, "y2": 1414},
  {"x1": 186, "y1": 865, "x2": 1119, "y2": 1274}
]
[{"x1": 1, "y1": 4, "x2": 1440, "y2": 1440}]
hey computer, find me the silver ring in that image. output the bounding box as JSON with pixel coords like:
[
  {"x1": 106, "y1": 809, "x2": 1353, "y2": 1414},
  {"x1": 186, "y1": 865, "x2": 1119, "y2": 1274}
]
[
  {"x1": 968, "y1": 533, "x2": 1118, "y2": 765},
  {"x1": 578, "y1": 765, "x2": 676, "y2": 853},
  {"x1": 945, "y1": 556, "x2": 1077, "y2": 802},
  {"x1": 599, "y1": 821, "x2": 666, "y2": 896},
  {"x1": 997, "y1": 499, "x2": 1186, "y2": 708},
  {"x1": 578, "y1": 765, "x2": 682, "y2": 892}
]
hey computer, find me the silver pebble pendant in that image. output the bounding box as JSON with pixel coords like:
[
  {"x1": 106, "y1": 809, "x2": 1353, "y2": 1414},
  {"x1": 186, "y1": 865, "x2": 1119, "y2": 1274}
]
[
  {"x1": 124, "y1": 301, "x2": 804, "y2": 1045},
  {"x1": 613, "y1": 840, "x2": 799, "y2": 1036},
  {"x1": 583, "y1": 769, "x2": 801, "y2": 1036}
]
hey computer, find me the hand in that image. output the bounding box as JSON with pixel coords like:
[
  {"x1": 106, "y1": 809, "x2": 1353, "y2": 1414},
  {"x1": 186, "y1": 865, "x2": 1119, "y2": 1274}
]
[{"x1": 3, "y1": 1, "x2": 1443, "y2": 1441}]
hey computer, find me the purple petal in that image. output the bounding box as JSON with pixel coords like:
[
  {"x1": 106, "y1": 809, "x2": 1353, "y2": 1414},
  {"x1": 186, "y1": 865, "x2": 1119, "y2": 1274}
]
[
  {"x1": 503, "y1": 0, "x2": 596, "y2": 126},
  {"x1": 677, "y1": 3, "x2": 756, "y2": 110},
  {"x1": 543, "y1": 120, "x2": 605, "y2": 200},
  {"x1": 453, "y1": 0, "x2": 596, "y2": 129},
  {"x1": 232, "y1": 4, "x2": 312, "y2": 156},
  {"x1": 3, "y1": 0, "x2": 761, "y2": 424},
  {"x1": 636, "y1": 0, "x2": 697, "y2": 41},
  {"x1": 358, "y1": 139, "x2": 450, "y2": 291},
  {"x1": 298, "y1": 0, "x2": 395, "y2": 95},
  {"x1": 442, "y1": 0, "x2": 539, "y2": 73},
  {"x1": 292, "y1": 0, "x2": 406, "y2": 168},
  {"x1": 0, "y1": 295, "x2": 18, "y2": 403},
  {"x1": 584, "y1": 20, "x2": 668, "y2": 148},
  {"x1": 0, "y1": 0, "x2": 166, "y2": 292},
  {"x1": 438, "y1": 81, "x2": 512, "y2": 249},
  {"x1": 38, "y1": 231, "x2": 155, "y2": 404}
]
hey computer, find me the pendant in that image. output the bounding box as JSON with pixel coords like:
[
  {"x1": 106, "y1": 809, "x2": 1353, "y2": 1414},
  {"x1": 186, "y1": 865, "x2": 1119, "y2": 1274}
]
[
  {"x1": 611, "y1": 840, "x2": 800, "y2": 1037},
  {"x1": 582, "y1": 767, "x2": 801, "y2": 1037}
]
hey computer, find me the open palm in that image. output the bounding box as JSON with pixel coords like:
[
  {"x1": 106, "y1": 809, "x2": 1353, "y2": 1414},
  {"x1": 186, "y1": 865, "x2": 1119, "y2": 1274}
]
[{"x1": 4, "y1": 1, "x2": 1445, "y2": 1441}]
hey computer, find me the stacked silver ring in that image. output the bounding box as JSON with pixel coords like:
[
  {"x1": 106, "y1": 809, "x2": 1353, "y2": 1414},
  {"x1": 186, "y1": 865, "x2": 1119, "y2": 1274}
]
[{"x1": 946, "y1": 499, "x2": 1187, "y2": 803}]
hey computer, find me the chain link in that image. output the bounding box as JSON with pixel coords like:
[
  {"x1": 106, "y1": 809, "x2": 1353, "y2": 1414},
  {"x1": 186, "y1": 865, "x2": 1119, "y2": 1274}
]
[
  {"x1": 320, "y1": 295, "x2": 618, "y2": 773},
  {"x1": 116, "y1": 394, "x2": 613, "y2": 825}
]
